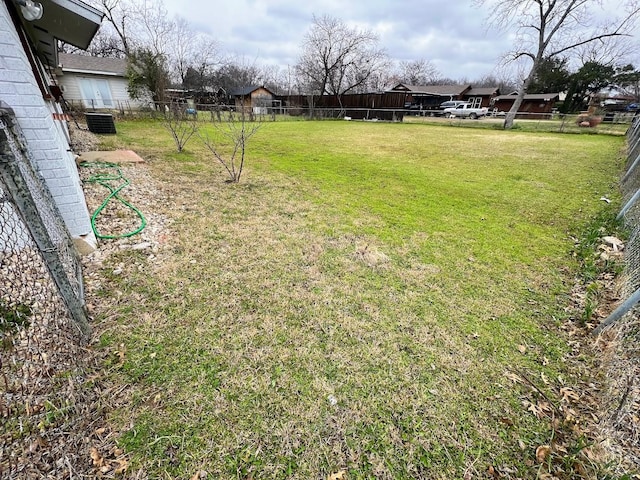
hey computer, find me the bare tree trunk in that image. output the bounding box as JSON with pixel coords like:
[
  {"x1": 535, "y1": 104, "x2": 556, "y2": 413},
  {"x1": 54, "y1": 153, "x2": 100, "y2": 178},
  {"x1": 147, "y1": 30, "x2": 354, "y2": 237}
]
[
  {"x1": 337, "y1": 94, "x2": 345, "y2": 118},
  {"x1": 503, "y1": 60, "x2": 538, "y2": 129},
  {"x1": 503, "y1": 88, "x2": 526, "y2": 129}
]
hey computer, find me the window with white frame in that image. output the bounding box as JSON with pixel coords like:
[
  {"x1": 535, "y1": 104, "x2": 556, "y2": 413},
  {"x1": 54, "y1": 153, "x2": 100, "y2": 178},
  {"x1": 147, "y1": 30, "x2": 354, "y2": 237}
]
[
  {"x1": 78, "y1": 78, "x2": 114, "y2": 109},
  {"x1": 469, "y1": 97, "x2": 482, "y2": 108}
]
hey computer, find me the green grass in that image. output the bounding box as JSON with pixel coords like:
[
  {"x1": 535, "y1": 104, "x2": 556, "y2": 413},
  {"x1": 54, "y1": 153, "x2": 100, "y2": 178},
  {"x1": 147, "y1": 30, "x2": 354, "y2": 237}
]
[{"x1": 92, "y1": 118, "x2": 626, "y2": 479}]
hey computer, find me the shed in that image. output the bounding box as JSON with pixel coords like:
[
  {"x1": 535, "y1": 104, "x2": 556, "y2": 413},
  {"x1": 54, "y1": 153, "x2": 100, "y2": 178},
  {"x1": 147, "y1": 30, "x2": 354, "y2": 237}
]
[
  {"x1": 230, "y1": 85, "x2": 275, "y2": 113},
  {"x1": 56, "y1": 52, "x2": 147, "y2": 110},
  {"x1": 0, "y1": 0, "x2": 103, "y2": 253}
]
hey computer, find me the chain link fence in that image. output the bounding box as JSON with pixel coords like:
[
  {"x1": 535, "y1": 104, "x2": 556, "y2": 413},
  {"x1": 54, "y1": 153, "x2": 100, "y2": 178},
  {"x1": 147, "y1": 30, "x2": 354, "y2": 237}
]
[
  {"x1": 0, "y1": 107, "x2": 92, "y2": 477},
  {"x1": 592, "y1": 117, "x2": 640, "y2": 466},
  {"x1": 92, "y1": 101, "x2": 631, "y2": 135},
  {"x1": 618, "y1": 119, "x2": 640, "y2": 296}
]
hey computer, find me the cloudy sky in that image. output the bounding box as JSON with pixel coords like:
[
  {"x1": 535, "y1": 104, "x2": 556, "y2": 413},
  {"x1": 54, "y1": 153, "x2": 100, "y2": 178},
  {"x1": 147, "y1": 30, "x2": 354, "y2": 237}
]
[
  {"x1": 161, "y1": 0, "x2": 638, "y2": 82},
  {"x1": 158, "y1": 1, "x2": 510, "y2": 81}
]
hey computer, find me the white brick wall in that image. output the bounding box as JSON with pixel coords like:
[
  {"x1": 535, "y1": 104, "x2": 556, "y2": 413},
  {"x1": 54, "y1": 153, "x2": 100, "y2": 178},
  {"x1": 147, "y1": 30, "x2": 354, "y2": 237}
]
[{"x1": 0, "y1": 1, "x2": 96, "y2": 250}]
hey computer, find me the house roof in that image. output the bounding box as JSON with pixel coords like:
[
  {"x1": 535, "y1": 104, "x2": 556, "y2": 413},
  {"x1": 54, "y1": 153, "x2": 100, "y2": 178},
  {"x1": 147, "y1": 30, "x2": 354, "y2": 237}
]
[
  {"x1": 58, "y1": 52, "x2": 127, "y2": 76},
  {"x1": 465, "y1": 87, "x2": 500, "y2": 96},
  {"x1": 230, "y1": 85, "x2": 275, "y2": 97},
  {"x1": 16, "y1": 0, "x2": 103, "y2": 67},
  {"x1": 390, "y1": 84, "x2": 471, "y2": 96}
]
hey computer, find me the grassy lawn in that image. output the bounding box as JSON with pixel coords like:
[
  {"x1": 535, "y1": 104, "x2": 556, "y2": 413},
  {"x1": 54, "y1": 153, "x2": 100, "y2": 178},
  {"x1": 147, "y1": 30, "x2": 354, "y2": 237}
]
[{"x1": 91, "y1": 118, "x2": 625, "y2": 479}]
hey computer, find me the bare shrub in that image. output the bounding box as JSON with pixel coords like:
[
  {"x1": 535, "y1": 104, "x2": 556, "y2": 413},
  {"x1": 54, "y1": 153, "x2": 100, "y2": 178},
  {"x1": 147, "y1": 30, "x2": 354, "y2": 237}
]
[
  {"x1": 199, "y1": 109, "x2": 261, "y2": 183},
  {"x1": 162, "y1": 101, "x2": 199, "y2": 152}
]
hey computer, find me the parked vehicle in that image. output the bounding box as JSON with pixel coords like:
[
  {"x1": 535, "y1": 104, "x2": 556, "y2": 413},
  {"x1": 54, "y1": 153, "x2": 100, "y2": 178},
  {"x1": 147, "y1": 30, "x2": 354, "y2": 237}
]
[
  {"x1": 443, "y1": 102, "x2": 489, "y2": 119},
  {"x1": 439, "y1": 100, "x2": 467, "y2": 110}
]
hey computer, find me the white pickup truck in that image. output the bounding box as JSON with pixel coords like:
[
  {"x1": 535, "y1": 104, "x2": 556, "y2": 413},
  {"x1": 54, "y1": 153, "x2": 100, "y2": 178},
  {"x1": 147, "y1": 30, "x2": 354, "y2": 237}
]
[{"x1": 443, "y1": 102, "x2": 488, "y2": 119}]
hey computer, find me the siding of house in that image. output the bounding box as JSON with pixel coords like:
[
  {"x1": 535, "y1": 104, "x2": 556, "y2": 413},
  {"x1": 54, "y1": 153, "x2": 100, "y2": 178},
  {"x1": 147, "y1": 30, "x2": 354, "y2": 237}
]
[
  {"x1": 492, "y1": 96, "x2": 559, "y2": 119},
  {"x1": 0, "y1": 1, "x2": 96, "y2": 247},
  {"x1": 58, "y1": 73, "x2": 145, "y2": 110}
]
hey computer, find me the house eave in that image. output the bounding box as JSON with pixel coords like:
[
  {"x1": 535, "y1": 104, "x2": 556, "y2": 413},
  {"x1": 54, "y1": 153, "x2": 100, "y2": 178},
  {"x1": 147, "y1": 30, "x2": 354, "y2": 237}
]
[
  {"x1": 15, "y1": 0, "x2": 103, "y2": 67},
  {"x1": 60, "y1": 67, "x2": 124, "y2": 77}
]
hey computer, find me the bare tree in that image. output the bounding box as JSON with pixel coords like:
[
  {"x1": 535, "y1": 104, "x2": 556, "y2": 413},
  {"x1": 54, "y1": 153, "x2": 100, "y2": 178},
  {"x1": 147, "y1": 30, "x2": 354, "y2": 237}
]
[
  {"x1": 170, "y1": 19, "x2": 221, "y2": 87},
  {"x1": 472, "y1": 73, "x2": 517, "y2": 92},
  {"x1": 211, "y1": 59, "x2": 262, "y2": 93},
  {"x1": 87, "y1": 0, "x2": 219, "y2": 102},
  {"x1": 136, "y1": 0, "x2": 174, "y2": 55},
  {"x1": 199, "y1": 110, "x2": 261, "y2": 183},
  {"x1": 259, "y1": 64, "x2": 284, "y2": 94},
  {"x1": 296, "y1": 15, "x2": 389, "y2": 102},
  {"x1": 86, "y1": 0, "x2": 133, "y2": 55},
  {"x1": 163, "y1": 100, "x2": 199, "y2": 152},
  {"x1": 396, "y1": 59, "x2": 441, "y2": 85},
  {"x1": 59, "y1": 28, "x2": 125, "y2": 58},
  {"x1": 478, "y1": 0, "x2": 640, "y2": 128}
]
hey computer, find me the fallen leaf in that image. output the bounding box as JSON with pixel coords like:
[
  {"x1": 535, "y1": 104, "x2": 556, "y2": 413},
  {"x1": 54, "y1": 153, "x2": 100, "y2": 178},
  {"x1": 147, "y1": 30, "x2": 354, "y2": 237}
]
[
  {"x1": 565, "y1": 407, "x2": 578, "y2": 422},
  {"x1": 327, "y1": 470, "x2": 347, "y2": 480},
  {"x1": 560, "y1": 387, "x2": 579, "y2": 403},
  {"x1": 499, "y1": 417, "x2": 514, "y2": 426},
  {"x1": 536, "y1": 445, "x2": 551, "y2": 463},
  {"x1": 487, "y1": 465, "x2": 500, "y2": 478},
  {"x1": 27, "y1": 436, "x2": 46, "y2": 453},
  {"x1": 527, "y1": 403, "x2": 543, "y2": 418},
  {"x1": 90, "y1": 447, "x2": 105, "y2": 468},
  {"x1": 538, "y1": 401, "x2": 553, "y2": 413},
  {"x1": 554, "y1": 444, "x2": 568, "y2": 455},
  {"x1": 504, "y1": 371, "x2": 521, "y2": 383},
  {"x1": 114, "y1": 459, "x2": 128, "y2": 475}
]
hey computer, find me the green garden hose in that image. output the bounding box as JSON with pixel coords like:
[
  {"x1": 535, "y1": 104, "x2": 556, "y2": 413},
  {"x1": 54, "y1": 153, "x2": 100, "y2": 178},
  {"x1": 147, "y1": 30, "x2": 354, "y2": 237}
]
[{"x1": 79, "y1": 161, "x2": 147, "y2": 239}]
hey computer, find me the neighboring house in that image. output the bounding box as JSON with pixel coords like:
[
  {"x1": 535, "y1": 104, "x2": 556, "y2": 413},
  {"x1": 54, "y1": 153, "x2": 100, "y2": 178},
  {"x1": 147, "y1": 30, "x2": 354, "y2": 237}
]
[
  {"x1": 388, "y1": 84, "x2": 472, "y2": 109},
  {"x1": 492, "y1": 93, "x2": 561, "y2": 118},
  {"x1": 462, "y1": 86, "x2": 500, "y2": 108},
  {"x1": 230, "y1": 86, "x2": 275, "y2": 113},
  {"x1": 56, "y1": 52, "x2": 146, "y2": 110},
  {"x1": 0, "y1": 0, "x2": 103, "y2": 253},
  {"x1": 597, "y1": 86, "x2": 637, "y2": 110}
]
